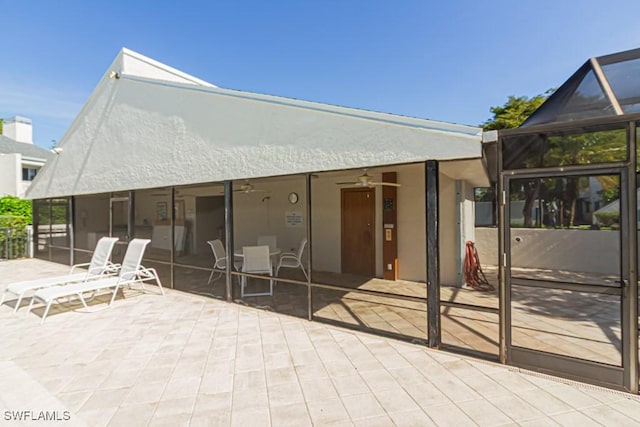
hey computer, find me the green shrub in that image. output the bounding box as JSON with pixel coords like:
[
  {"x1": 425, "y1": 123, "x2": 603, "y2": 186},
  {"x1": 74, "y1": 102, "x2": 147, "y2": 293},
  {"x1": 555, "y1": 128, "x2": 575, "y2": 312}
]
[
  {"x1": 0, "y1": 196, "x2": 31, "y2": 224},
  {"x1": 0, "y1": 215, "x2": 28, "y2": 259},
  {"x1": 595, "y1": 211, "x2": 619, "y2": 227}
]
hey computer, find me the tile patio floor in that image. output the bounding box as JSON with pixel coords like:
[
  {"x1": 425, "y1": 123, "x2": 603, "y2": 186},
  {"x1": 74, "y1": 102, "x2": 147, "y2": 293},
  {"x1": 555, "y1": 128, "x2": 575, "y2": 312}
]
[{"x1": 1, "y1": 258, "x2": 640, "y2": 426}]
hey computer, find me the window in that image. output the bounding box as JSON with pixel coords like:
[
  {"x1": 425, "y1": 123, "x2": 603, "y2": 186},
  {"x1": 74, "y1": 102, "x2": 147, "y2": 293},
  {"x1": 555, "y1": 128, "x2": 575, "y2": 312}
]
[
  {"x1": 475, "y1": 186, "x2": 497, "y2": 227},
  {"x1": 22, "y1": 168, "x2": 38, "y2": 181}
]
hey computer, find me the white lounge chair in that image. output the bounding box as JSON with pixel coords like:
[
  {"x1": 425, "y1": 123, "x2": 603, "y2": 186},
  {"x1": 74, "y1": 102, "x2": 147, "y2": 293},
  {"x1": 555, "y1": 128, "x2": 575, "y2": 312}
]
[
  {"x1": 0, "y1": 237, "x2": 119, "y2": 313},
  {"x1": 27, "y1": 238, "x2": 164, "y2": 324}
]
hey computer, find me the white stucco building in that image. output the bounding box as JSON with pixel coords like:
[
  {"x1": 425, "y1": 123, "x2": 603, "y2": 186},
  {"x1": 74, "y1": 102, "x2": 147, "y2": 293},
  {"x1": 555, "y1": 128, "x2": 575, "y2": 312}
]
[
  {"x1": 0, "y1": 117, "x2": 52, "y2": 198},
  {"x1": 27, "y1": 48, "x2": 489, "y2": 285}
]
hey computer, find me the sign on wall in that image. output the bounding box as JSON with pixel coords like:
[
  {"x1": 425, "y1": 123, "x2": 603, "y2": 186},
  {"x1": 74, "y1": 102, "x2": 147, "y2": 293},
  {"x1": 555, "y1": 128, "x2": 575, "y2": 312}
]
[{"x1": 285, "y1": 211, "x2": 303, "y2": 228}]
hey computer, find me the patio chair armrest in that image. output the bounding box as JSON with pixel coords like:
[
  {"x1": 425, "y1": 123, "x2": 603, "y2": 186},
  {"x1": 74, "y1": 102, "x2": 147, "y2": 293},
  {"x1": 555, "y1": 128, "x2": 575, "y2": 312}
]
[
  {"x1": 137, "y1": 266, "x2": 155, "y2": 279},
  {"x1": 70, "y1": 262, "x2": 91, "y2": 274},
  {"x1": 103, "y1": 263, "x2": 121, "y2": 275}
]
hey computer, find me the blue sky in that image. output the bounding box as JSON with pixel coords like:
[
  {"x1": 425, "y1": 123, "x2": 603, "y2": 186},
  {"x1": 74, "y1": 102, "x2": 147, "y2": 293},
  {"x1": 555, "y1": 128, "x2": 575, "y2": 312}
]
[{"x1": 2, "y1": 0, "x2": 640, "y2": 149}]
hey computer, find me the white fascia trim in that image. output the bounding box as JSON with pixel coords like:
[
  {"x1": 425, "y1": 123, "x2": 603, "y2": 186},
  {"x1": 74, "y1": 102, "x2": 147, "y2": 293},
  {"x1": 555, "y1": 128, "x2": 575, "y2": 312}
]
[
  {"x1": 120, "y1": 48, "x2": 217, "y2": 88},
  {"x1": 20, "y1": 157, "x2": 47, "y2": 165}
]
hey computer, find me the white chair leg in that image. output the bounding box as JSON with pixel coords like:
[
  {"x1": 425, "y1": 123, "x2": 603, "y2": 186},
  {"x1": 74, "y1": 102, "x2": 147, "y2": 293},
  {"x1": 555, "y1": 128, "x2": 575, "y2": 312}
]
[
  {"x1": 300, "y1": 265, "x2": 309, "y2": 281},
  {"x1": 240, "y1": 276, "x2": 246, "y2": 298},
  {"x1": 275, "y1": 261, "x2": 281, "y2": 277},
  {"x1": 152, "y1": 269, "x2": 165, "y2": 296},
  {"x1": 109, "y1": 285, "x2": 122, "y2": 306},
  {"x1": 79, "y1": 292, "x2": 91, "y2": 311},
  {"x1": 41, "y1": 301, "x2": 53, "y2": 325},
  {"x1": 207, "y1": 269, "x2": 215, "y2": 284},
  {"x1": 26, "y1": 297, "x2": 35, "y2": 316},
  {"x1": 13, "y1": 294, "x2": 22, "y2": 314},
  {"x1": 0, "y1": 291, "x2": 6, "y2": 308},
  {"x1": 13, "y1": 293, "x2": 24, "y2": 314}
]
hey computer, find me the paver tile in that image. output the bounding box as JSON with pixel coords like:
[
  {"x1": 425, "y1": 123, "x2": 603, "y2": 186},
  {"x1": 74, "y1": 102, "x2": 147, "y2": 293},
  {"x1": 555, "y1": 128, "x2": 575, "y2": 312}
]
[{"x1": 2, "y1": 259, "x2": 640, "y2": 426}]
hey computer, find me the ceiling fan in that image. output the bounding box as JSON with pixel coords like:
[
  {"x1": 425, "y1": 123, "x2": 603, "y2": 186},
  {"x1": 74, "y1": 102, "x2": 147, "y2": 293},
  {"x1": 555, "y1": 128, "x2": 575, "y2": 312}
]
[{"x1": 336, "y1": 169, "x2": 401, "y2": 188}]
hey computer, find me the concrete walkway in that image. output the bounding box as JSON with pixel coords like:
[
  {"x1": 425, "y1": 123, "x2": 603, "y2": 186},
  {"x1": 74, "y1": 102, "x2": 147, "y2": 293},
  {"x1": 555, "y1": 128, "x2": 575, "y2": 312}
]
[{"x1": 1, "y1": 259, "x2": 639, "y2": 426}]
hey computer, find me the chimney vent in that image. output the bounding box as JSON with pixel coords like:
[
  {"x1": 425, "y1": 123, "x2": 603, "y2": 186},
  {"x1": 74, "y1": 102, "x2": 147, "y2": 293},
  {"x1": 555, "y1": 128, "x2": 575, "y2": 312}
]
[{"x1": 3, "y1": 116, "x2": 33, "y2": 144}]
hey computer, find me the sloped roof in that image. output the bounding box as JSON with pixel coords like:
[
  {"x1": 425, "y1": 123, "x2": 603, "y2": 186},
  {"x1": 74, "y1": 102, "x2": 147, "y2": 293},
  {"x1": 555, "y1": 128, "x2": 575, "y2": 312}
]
[
  {"x1": 523, "y1": 47, "x2": 640, "y2": 127},
  {"x1": 0, "y1": 135, "x2": 53, "y2": 161},
  {"x1": 26, "y1": 48, "x2": 483, "y2": 199}
]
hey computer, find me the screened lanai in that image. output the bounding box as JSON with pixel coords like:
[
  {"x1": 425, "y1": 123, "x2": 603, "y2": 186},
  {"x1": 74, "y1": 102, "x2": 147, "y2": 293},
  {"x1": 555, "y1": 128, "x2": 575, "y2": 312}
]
[
  {"x1": 26, "y1": 48, "x2": 493, "y2": 359},
  {"x1": 26, "y1": 46, "x2": 640, "y2": 394},
  {"x1": 487, "y1": 46, "x2": 640, "y2": 392}
]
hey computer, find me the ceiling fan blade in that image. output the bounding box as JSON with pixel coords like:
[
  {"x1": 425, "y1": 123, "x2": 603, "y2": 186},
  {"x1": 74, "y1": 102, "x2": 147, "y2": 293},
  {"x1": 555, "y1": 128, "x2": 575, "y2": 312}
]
[
  {"x1": 377, "y1": 181, "x2": 402, "y2": 187},
  {"x1": 335, "y1": 181, "x2": 359, "y2": 185}
]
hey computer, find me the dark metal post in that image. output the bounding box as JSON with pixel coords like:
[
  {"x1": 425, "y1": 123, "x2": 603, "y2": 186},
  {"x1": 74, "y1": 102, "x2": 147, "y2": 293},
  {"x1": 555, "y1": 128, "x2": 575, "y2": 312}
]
[
  {"x1": 426, "y1": 160, "x2": 440, "y2": 348},
  {"x1": 48, "y1": 199, "x2": 53, "y2": 261},
  {"x1": 224, "y1": 181, "x2": 234, "y2": 302},
  {"x1": 306, "y1": 173, "x2": 313, "y2": 321},
  {"x1": 31, "y1": 200, "x2": 37, "y2": 259},
  {"x1": 497, "y1": 135, "x2": 508, "y2": 365},
  {"x1": 69, "y1": 197, "x2": 75, "y2": 265},
  {"x1": 128, "y1": 191, "x2": 135, "y2": 242},
  {"x1": 624, "y1": 122, "x2": 638, "y2": 393},
  {"x1": 169, "y1": 188, "x2": 175, "y2": 289}
]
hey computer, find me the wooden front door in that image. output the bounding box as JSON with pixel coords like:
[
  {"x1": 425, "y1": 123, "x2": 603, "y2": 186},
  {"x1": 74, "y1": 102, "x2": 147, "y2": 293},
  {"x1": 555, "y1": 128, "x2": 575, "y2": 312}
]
[{"x1": 341, "y1": 188, "x2": 375, "y2": 276}]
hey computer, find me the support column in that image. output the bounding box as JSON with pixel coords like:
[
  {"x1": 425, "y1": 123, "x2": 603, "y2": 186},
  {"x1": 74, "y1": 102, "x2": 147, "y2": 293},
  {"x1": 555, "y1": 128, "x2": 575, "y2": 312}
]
[
  {"x1": 624, "y1": 122, "x2": 638, "y2": 393},
  {"x1": 454, "y1": 181, "x2": 462, "y2": 287},
  {"x1": 69, "y1": 197, "x2": 75, "y2": 265},
  {"x1": 128, "y1": 191, "x2": 135, "y2": 242},
  {"x1": 426, "y1": 160, "x2": 441, "y2": 348},
  {"x1": 169, "y1": 188, "x2": 175, "y2": 289},
  {"x1": 306, "y1": 173, "x2": 313, "y2": 321},
  {"x1": 224, "y1": 181, "x2": 235, "y2": 303}
]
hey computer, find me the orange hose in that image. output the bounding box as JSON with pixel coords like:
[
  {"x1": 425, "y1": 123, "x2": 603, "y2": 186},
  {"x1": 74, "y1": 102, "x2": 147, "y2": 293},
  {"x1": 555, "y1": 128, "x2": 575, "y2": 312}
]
[{"x1": 463, "y1": 241, "x2": 494, "y2": 292}]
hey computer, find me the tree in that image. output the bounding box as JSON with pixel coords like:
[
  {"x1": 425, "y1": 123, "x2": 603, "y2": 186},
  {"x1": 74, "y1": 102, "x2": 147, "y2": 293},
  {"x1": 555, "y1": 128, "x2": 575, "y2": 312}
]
[
  {"x1": 482, "y1": 92, "x2": 550, "y2": 131},
  {"x1": 483, "y1": 91, "x2": 625, "y2": 228},
  {"x1": 482, "y1": 91, "x2": 551, "y2": 226}
]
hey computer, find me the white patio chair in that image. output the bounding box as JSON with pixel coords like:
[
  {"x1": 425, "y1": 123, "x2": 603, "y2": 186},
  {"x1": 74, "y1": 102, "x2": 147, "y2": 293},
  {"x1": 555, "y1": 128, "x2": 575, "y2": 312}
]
[
  {"x1": 276, "y1": 238, "x2": 308, "y2": 281},
  {"x1": 0, "y1": 237, "x2": 119, "y2": 313},
  {"x1": 207, "y1": 239, "x2": 242, "y2": 284},
  {"x1": 240, "y1": 245, "x2": 274, "y2": 298},
  {"x1": 27, "y1": 238, "x2": 164, "y2": 324},
  {"x1": 257, "y1": 235, "x2": 277, "y2": 251}
]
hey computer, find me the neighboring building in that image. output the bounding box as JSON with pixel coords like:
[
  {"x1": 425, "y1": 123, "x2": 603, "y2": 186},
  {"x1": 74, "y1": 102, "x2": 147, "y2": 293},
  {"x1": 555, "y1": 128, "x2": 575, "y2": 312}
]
[{"x1": 0, "y1": 116, "x2": 53, "y2": 197}]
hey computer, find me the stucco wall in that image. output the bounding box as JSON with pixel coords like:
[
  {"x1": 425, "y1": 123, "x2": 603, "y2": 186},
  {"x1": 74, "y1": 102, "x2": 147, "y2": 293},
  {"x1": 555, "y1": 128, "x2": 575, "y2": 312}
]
[
  {"x1": 0, "y1": 154, "x2": 20, "y2": 197},
  {"x1": 474, "y1": 226, "x2": 620, "y2": 275},
  {"x1": 439, "y1": 174, "x2": 457, "y2": 284},
  {"x1": 396, "y1": 164, "x2": 426, "y2": 281},
  {"x1": 234, "y1": 176, "x2": 308, "y2": 258},
  {"x1": 310, "y1": 165, "x2": 437, "y2": 282},
  {"x1": 308, "y1": 164, "x2": 471, "y2": 283},
  {"x1": 66, "y1": 163, "x2": 470, "y2": 284}
]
